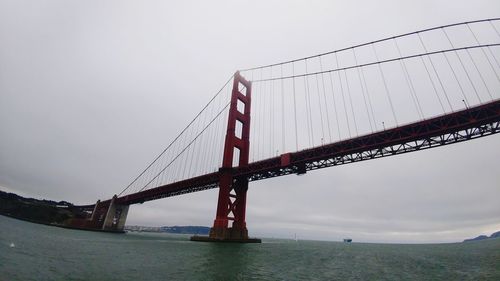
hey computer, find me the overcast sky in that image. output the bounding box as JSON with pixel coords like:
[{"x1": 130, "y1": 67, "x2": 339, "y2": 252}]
[{"x1": 1, "y1": 0, "x2": 499, "y2": 243}]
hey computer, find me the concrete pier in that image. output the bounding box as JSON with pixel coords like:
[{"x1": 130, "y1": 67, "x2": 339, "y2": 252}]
[
  {"x1": 191, "y1": 225, "x2": 261, "y2": 243},
  {"x1": 102, "y1": 195, "x2": 129, "y2": 232},
  {"x1": 63, "y1": 195, "x2": 129, "y2": 233}
]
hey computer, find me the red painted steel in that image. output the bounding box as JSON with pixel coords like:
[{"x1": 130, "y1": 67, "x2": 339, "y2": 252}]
[
  {"x1": 210, "y1": 71, "x2": 252, "y2": 240},
  {"x1": 280, "y1": 153, "x2": 291, "y2": 167},
  {"x1": 65, "y1": 200, "x2": 110, "y2": 230},
  {"x1": 103, "y1": 98, "x2": 500, "y2": 206},
  {"x1": 236, "y1": 98, "x2": 500, "y2": 181}
]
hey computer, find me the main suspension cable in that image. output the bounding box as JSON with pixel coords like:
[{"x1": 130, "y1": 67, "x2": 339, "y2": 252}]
[
  {"x1": 118, "y1": 75, "x2": 233, "y2": 196},
  {"x1": 240, "y1": 18, "x2": 500, "y2": 72}
]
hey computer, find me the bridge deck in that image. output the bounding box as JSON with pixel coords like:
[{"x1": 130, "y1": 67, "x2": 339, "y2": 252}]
[{"x1": 116, "y1": 99, "x2": 500, "y2": 205}]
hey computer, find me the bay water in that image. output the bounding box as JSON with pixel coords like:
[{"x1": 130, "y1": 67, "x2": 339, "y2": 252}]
[{"x1": 1, "y1": 215, "x2": 499, "y2": 280}]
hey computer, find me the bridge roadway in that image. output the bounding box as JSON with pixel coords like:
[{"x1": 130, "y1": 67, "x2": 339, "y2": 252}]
[{"x1": 104, "y1": 99, "x2": 500, "y2": 206}]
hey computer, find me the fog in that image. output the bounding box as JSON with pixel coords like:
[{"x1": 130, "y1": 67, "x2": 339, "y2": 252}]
[{"x1": 1, "y1": 0, "x2": 499, "y2": 243}]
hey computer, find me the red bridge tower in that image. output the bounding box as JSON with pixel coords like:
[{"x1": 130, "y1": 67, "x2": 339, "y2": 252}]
[{"x1": 191, "y1": 72, "x2": 260, "y2": 243}]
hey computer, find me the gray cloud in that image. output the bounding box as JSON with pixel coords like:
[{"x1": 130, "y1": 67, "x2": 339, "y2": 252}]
[{"x1": 1, "y1": 0, "x2": 499, "y2": 243}]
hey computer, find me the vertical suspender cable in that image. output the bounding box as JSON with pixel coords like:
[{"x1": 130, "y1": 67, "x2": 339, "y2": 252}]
[
  {"x1": 319, "y1": 56, "x2": 332, "y2": 143},
  {"x1": 359, "y1": 65, "x2": 378, "y2": 131},
  {"x1": 488, "y1": 21, "x2": 500, "y2": 71},
  {"x1": 328, "y1": 70, "x2": 342, "y2": 140},
  {"x1": 258, "y1": 68, "x2": 264, "y2": 160},
  {"x1": 466, "y1": 24, "x2": 496, "y2": 99},
  {"x1": 304, "y1": 59, "x2": 314, "y2": 146},
  {"x1": 280, "y1": 64, "x2": 285, "y2": 153},
  {"x1": 315, "y1": 72, "x2": 326, "y2": 143},
  {"x1": 269, "y1": 67, "x2": 274, "y2": 156},
  {"x1": 372, "y1": 43, "x2": 398, "y2": 126},
  {"x1": 343, "y1": 69, "x2": 359, "y2": 135},
  {"x1": 417, "y1": 33, "x2": 447, "y2": 114},
  {"x1": 442, "y1": 28, "x2": 482, "y2": 103},
  {"x1": 335, "y1": 52, "x2": 352, "y2": 138},
  {"x1": 292, "y1": 62, "x2": 299, "y2": 151},
  {"x1": 353, "y1": 48, "x2": 375, "y2": 132},
  {"x1": 393, "y1": 38, "x2": 426, "y2": 118}
]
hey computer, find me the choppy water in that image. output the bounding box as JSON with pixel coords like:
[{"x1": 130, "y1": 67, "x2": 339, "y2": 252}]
[{"x1": 1, "y1": 215, "x2": 499, "y2": 281}]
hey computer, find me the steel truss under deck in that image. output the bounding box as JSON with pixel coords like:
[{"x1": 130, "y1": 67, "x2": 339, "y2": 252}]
[{"x1": 116, "y1": 99, "x2": 500, "y2": 205}]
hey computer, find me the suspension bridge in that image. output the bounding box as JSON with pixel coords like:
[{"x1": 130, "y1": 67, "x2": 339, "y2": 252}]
[{"x1": 65, "y1": 19, "x2": 500, "y2": 242}]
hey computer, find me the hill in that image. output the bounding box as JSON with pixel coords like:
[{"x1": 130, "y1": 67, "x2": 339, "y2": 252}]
[
  {"x1": 0, "y1": 190, "x2": 75, "y2": 225},
  {"x1": 463, "y1": 231, "x2": 500, "y2": 242},
  {"x1": 125, "y1": 225, "x2": 210, "y2": 235}
]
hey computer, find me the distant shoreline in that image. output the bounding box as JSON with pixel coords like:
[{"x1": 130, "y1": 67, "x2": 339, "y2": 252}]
[
  {"x1": 463, "y1": 231, "x2": 500, "y2": 243},
  {"x1": 0, "y1": 190, "x2": 76, "y2": 226},
  {"x1": 0, "y1": 190, "x2": 211, "y2": 236},
  {"x1": 2, "y1": 189, "x2": 498, "y2": 243},
  {"x1": 125, "y1": 225, "x2": 210, "y2": 235}
]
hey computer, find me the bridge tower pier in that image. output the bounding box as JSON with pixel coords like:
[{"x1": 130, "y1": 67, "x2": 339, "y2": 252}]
[
  {"x1": 191, "y1": 72, "x2": 260, "y2": 243},
  {"x1": 64, "y1": 195, "x2": 129, "y2": 232},
  {"x1": 102, "y1": 195, "x2": 129, "y2": 232}
]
